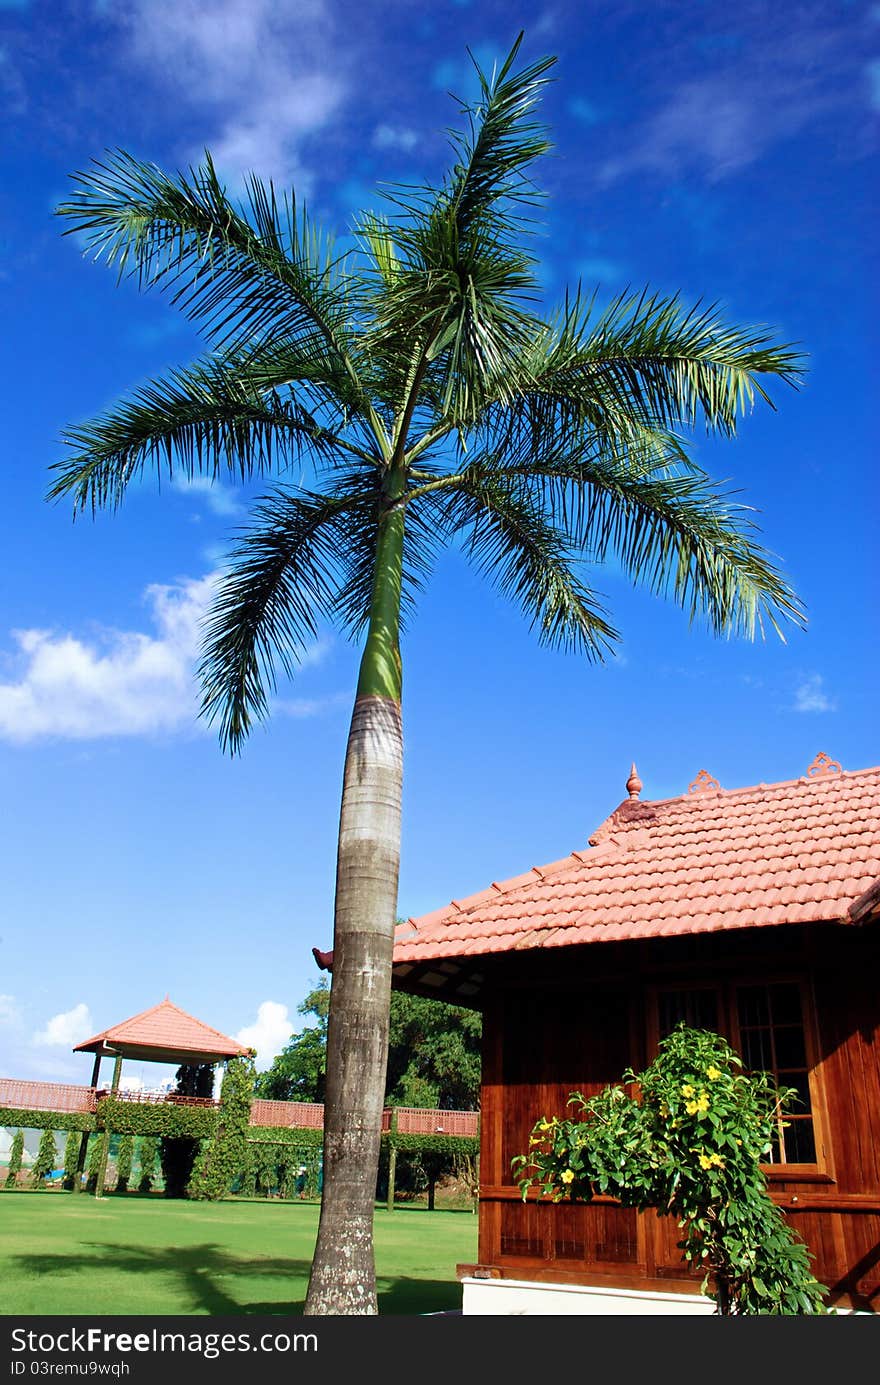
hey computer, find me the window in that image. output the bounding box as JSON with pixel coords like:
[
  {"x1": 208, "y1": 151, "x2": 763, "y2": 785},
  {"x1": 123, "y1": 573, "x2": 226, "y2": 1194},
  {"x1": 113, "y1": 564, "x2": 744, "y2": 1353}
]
[
  {"x1": 650, "y1": 977, "x2": 823, "y2": 1172},
  {"x1": 734, "y1": 983, "x2": 816, "y2": 1165}
]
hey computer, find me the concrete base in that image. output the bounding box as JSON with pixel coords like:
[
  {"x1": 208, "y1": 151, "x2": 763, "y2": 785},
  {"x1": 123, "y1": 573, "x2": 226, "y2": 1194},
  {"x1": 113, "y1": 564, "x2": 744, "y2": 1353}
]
[{"x1": 461, "y1": 1276, "x2": 715, "y2": 1316}]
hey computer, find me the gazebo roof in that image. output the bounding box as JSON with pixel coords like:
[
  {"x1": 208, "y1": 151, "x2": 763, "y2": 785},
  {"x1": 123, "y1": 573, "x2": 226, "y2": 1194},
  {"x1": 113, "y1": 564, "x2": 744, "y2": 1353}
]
[{"x1": 74, "y1": 998, "x2": 251, "y2": 1065}]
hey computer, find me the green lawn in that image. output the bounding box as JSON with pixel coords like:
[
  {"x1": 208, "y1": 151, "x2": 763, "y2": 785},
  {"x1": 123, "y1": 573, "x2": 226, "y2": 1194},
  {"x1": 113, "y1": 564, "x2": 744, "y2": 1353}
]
[{"x1": 0, "y1": 1192, "x2": 478, "y2": 1315}]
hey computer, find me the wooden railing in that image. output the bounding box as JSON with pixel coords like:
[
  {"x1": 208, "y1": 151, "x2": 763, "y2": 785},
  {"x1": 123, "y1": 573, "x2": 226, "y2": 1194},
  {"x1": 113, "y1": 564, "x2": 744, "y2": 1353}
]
[
  {"x1": 0, "y1": 1079, "x2": 98, "y2": 1114},
  {"x1": 249, "y1": 1100, "x2": 324, "y2": 1129},
  {"x1": 383, "y1": 1107, "x2": 480, "y2": 1137},
  {"x1": 109, "y1": 1090, "x2": 219, "y2": 1107},
  {"x1": 0, "y1": 1077, "x2": 479, "y2": 1137}
]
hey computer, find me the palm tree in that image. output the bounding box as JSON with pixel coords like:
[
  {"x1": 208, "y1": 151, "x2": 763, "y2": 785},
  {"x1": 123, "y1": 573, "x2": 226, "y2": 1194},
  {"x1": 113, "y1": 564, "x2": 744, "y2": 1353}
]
[{"x1": 52, "y1": 36, "x2": 804, "y2": 1313}]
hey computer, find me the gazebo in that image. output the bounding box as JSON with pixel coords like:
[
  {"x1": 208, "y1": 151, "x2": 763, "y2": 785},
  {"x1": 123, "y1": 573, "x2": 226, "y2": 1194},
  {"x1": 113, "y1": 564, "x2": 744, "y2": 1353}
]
[{"x1": 73, "y1": 997, "x2": 251, "y2": 1196}]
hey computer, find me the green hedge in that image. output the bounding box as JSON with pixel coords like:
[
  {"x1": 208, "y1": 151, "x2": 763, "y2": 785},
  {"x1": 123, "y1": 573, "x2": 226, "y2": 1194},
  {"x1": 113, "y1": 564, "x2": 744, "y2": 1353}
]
[
  {"x1": 96, "y1": 1099, "x2": 218, "y2": 1139},
  {"x1": 384, "y1": 1133, "x2": 479, "y2": 1158},
  {"x1": 0, "y1": 1108, "x2": 95, "y2": 1133},
  {"x1": 0, "y1": 1108, "x2": 477, "y2": 1163}
]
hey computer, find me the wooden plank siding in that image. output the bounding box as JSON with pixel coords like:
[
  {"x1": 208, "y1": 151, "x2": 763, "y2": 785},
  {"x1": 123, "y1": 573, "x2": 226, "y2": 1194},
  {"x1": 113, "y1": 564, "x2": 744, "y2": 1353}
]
[{"x1": 472, "y1": 923, "x2": 880, "y2": 1310}]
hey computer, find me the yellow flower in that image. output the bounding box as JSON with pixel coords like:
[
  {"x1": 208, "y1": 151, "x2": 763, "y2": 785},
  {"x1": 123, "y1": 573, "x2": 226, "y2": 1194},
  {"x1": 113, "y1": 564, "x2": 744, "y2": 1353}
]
[
  {"x1": 710, "y1": 1153, "x2": 725, "y2": 1168},
  {"x1": 686, "y1": 1100, "x2": 699, "y2": 1115},
  {"x1": 699, "y1": 1154, "x2": 713, "y2": 1170},
  {"x1": 681, "y1": 1083, "x2": 695, "y2": 1098},
  {"x1": 706, "y1": 1066, "x2": 722, "y2": 1081},
  {"x1": 696, "y1": 1093, "x2": 710, "y2": 1112},
  {"x1": 561, "y1": 1169, "x2": 575, "y2": 1185}
]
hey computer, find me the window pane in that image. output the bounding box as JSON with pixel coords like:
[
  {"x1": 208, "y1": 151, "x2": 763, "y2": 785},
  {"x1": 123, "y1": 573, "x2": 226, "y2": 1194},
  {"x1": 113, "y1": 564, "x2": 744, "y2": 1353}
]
[
  {"x1": 784, "y1": 1119, "x2": 816, "y2": 1164},
  {"x1": 769, "y1": 984, "x2": 803, "y2": 1026},
  {"x1": 778, "y1": 1071, "x2": 812, "y2": 1113},
  {"x1": 737, "y1": 986, "x2": 769, "y2": 1026},
  {"x1": 773, "y1": 1027, "x2": 807, "y2": 1069},
  {"x1": 741, "y1": 1027, "x2": 773, "y2": 1072},
  {"x1": 658, "y1": 989, "x2": 719, "y2": 1038}
]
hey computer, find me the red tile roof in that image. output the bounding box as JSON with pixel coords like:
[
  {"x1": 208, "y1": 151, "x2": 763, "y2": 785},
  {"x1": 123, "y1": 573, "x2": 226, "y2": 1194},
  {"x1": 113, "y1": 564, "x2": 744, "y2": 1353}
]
[
  {"x1": 392, "y1": 757, "x2": 880, "y2": 968},
  {"x1": 75, "y1": 998, "x2": 251, "y2": 1061}
]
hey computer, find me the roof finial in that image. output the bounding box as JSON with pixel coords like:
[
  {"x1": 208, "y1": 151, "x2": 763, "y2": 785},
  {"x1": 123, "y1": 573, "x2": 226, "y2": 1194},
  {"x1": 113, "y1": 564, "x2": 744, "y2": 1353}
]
[
  {"x1": 689, "y1": 769, "x2": 722, "y2": 794},
  {"x1": 807, "y1": 751, "x2": 842, "y2": 777},
  {"x1": 626, "y1": 763, "x2": 642, "y2": 800}
]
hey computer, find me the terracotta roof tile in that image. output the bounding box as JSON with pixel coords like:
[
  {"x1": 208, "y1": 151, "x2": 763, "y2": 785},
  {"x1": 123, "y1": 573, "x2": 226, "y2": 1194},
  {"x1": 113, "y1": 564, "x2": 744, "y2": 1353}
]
[
  {"x1": 393, "y1": 762, "x2": 880, "y2": 967},
  {"x1": 74, "y1": 998, "x2": 250, "y2": 1059}
]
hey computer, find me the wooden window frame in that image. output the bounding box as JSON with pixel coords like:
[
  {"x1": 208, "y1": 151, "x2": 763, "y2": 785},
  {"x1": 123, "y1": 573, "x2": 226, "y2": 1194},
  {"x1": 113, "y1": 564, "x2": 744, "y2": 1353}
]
[{"x1": 647, "y1": 974, "x2": 831, "y2": 1180}]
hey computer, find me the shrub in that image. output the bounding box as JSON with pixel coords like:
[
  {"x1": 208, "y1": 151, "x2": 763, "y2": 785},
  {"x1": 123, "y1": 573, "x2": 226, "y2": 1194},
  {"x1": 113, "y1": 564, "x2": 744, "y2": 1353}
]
[
  {"x1": 31, "y1": 1129, "x2": 58, "y2": 1188},
  {"x1": 513, "y1": 1025, "x2": 829, "y2": 1315},
  {"x1": 85, "y1": 1134, "x2": 102, "y2": 1193},
  {"x1": 62, "y1": 1131, "x2": 82, "y2": 1191},
  {"x1": 136, "y1": 1136, "x2": 159, "y2": 1194},
  {"x1": 115, "y1": 1134, "x2": 133, "y2": 1193},
  {"x1": 4, "y1": 1129, "x2": 24, "y2": 1188},
  {"x1": 188, "y1": 1057, "x2": 254, "y2": 1201}
]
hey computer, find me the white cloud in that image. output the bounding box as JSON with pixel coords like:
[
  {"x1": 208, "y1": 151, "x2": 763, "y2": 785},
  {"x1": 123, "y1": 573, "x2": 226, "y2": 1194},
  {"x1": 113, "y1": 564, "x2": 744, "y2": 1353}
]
[
  {"x1": 794, "y1": 674, "x2": 836, "y2": 714},
  {"x1": 0, "y1": 571, "x2": 337, "y2": 744},
  {"x1": 122, "y1": 0, "x2": 345, "y2": 187},
  {"x1": 236, "y1": 1001, "x2": 292, "y2": 1070},
  {"x1": 172, "y1": 476, "x2": 243, "y2": 518},
  {"x1": 33, "y1": 1003, "x2": 94, "y2": 1049},
  {"x1": 0, "y1": 573, "x2": 216, "y2": 743},
  {"x1": 373, "y1": 124, "x2": 420, "y2": 152},
  {"x1": 0, "y1": 994, "x2": 21, "y2": 1027}
]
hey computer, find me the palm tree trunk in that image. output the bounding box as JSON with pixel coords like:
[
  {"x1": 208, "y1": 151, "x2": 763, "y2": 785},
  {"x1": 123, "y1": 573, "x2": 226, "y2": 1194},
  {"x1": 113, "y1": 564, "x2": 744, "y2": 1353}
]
[{"x1": 304, "y1": 470, "x2": 405, "y2": 1316}]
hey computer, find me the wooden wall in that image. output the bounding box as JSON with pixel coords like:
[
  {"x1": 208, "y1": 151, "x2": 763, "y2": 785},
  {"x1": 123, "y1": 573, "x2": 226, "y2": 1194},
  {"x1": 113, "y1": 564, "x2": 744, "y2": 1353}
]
[{"x1": 474, "y1": 924, "x2": 880, "y2": 1310}]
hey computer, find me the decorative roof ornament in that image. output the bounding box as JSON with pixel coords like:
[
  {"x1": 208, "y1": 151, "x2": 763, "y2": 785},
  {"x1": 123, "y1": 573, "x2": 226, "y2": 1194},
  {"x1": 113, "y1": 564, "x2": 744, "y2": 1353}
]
[
  {"x1": 688, "y1": 769, "x2": 721, "y2": 795},
  {"x1": 807, "y1": 751, "x2": 842, "y2": 777},
  {"x1": 626, "y1": 763, "x2": 643, "y2": 801}
]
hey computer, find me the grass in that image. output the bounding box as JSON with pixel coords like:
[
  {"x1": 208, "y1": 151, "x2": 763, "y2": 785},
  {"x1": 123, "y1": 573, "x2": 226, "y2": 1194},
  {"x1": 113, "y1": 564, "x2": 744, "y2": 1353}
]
[{"x1": 0, "y1": 1191, "x2": 478, "y2": 1316}]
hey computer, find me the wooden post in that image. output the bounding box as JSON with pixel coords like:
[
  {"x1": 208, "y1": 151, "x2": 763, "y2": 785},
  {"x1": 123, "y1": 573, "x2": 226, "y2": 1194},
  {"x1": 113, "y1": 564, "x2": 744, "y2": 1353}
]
[
  {"x1": 94, "y1": 1052, "x2": 123, "y2": 1199},
  {"x1": 386, "y1": 1108, "x2": 398, "y2": 1212}
]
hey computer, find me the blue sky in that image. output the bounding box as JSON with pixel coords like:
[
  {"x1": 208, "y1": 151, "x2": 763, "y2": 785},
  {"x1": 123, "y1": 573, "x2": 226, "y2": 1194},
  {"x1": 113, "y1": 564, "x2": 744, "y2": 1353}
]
[{"x1": 1, "y1": 1, "x2": 877, "y2": 1091}]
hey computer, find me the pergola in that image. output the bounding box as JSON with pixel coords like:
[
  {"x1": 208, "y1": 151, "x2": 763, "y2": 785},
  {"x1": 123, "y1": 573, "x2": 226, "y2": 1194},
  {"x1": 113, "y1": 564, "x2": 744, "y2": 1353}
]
[{"x1": 73, "y1": 997, "x2": 251, "y2": 1197}]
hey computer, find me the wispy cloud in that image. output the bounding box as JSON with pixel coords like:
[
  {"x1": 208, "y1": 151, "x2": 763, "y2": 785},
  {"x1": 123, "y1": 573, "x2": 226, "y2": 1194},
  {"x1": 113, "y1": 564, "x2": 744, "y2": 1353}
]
[
  {"x1": 172, "y1": 476, "x2": 243, "y2": 518},
  {"x1": 600, "y1": 12, "x2": 872, "y2": 184},
  {"x1": 0, "y1": 994, "x2": 21, "y2": 1027},
  {"x1": 373, "y1": 124, "x2": 420, "y2": 153},
  {"x1": 794, "y1": 674, "x2": 836, "y2": 715},
  {"x1": 120, "y1": 0, "x2": 345, "y2": 187},
  {"x1": 0, "y1": 572, "x2": 335, "y2": 744},
  {"x1": 33, "y1": 1003, "x2": 94, "y2": 1048},
  {"x1": 236, "y1": 1000, "x2": 292, "y2": 1069}
]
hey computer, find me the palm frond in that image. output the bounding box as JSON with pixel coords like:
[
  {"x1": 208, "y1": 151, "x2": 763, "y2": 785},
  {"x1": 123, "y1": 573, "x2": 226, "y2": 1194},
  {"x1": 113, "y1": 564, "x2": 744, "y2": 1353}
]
[
  {"x1": 49, "y1": 353, "x2": 347, "y2": 513},
  {"x1": 199, "y1": 486, "x2": 356, "y2": 753},
  {"x1": 429, "y1": 473, "x2": 618, "y2": 657},
  {"x1": 490, "y1": 289, "x2": 806, "y2": 444},
  {"x1": 456, "y1": 435, "x2": 803, "y2": 640},
  {"x1": 56, "y1": 150, "x2": 372, "y2": 418}
]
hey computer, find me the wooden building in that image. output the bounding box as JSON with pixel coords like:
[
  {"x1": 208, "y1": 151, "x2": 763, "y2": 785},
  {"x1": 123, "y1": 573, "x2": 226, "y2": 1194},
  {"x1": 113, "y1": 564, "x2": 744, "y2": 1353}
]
[{"x1": 390, "y1": 753, "x2": 880, "y2": 1314}]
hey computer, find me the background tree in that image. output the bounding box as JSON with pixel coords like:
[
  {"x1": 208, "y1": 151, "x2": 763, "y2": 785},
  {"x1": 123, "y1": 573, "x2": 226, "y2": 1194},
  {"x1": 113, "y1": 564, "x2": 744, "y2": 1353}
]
[
  {"x1": 55, "y1": 36, "x2": 804, "y2": 1313},
  {"x1": 160, "y1": 1063, "x2": 214, "y2": 1199},
  {"x1": 255, "y1": 984, "x2": 329, "y2": 1103},
  {"x1": 30, "y1": 1129, "x2": 58, "y2": 1188},
  {"x1": 386, "y1": 993, "x2": 481, "y2": 1110},
  {"x1": 4, "y1": 1129, "x2": 24, "y2": 1188}
]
